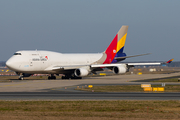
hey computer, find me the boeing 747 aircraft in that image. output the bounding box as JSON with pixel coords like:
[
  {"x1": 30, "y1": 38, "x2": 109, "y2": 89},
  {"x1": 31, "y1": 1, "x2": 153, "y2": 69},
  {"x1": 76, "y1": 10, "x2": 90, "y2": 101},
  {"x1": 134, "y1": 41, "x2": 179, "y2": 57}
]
[{"x1": 6, "y1": 26, "x2": 173, "y2": 80}]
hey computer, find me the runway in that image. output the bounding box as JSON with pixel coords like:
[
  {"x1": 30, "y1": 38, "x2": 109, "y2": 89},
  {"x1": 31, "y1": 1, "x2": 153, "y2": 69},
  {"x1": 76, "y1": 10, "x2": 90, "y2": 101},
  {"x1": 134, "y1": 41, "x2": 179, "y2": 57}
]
[
  {"x1": 0, "y1": 92, "x2": 180, "y2": 100},
  {"x1": 1, "y1": 72, "x2": 180, "y2": 92},
  {"x1": 0, "y1": 72, "x2": 180, "y2": 100}
]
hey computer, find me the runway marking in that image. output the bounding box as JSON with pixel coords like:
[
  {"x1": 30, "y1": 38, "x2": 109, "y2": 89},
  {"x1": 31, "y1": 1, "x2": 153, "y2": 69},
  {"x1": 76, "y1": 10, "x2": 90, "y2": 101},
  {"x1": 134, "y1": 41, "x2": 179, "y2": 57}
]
[{"x1": 50, "y1": 86, "x2": 78, "y2": 92}]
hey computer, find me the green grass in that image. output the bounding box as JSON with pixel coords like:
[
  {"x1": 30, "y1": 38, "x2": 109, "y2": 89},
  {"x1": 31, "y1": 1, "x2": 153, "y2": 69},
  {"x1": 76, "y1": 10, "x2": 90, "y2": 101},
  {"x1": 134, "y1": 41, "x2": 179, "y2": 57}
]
[
  {"x1": 153, "y1": 78, "x2": 180, "y2": 82},
  {"x1": 76, "y1": 85, "x2": 143, "y2": 92},
  {"x1": 76, "y1": 85, "x2": 180, "y2": 92}
]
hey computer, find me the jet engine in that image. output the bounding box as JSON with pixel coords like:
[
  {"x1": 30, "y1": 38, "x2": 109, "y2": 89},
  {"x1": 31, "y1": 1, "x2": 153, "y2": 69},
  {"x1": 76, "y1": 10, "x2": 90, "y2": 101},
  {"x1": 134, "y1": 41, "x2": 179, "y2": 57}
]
[
  {"x1": 74, "y1": 68, "x2": 89, "y2": 77},
  {"x1": 113, "y1": 65, "x2": 127, "y2": 74}
]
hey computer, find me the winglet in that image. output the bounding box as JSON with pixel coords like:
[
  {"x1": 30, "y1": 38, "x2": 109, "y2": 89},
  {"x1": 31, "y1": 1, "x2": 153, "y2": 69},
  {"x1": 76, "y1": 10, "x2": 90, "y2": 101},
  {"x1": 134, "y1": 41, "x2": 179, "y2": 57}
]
[{"x1": 166, "y1": 59, "x2": 174, "y2": 63}]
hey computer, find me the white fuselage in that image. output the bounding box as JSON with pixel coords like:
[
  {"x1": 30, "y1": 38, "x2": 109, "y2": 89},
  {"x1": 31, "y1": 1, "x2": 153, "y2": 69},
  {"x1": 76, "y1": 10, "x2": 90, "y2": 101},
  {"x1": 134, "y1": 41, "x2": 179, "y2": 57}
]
[{"x1": 6, "y1": 51, "x2": 104, "y2": 74}]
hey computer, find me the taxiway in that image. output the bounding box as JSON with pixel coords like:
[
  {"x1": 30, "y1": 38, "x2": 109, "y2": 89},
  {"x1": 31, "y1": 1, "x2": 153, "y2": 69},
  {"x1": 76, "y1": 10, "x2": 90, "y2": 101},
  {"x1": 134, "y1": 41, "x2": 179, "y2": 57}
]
[{"x1": 0, "y1": 72, "x2": 180, "y2": 100}]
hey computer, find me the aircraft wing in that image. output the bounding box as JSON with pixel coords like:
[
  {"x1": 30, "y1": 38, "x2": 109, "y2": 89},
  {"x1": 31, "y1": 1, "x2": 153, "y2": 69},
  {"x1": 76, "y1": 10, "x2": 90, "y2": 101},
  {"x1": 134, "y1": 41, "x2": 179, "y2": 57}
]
[
  {"x1": 45, "y1": 59, "x2": 173, "y2": 72},
  {"x1": 46, "y1": 62, "x2": 161, "y2": 71},
  {"x1": 126, "y1": 62, "x2": 161, "y2": 66},
  {"x1": 91, "y1": 62, "x2": 161, "y2": 68}
]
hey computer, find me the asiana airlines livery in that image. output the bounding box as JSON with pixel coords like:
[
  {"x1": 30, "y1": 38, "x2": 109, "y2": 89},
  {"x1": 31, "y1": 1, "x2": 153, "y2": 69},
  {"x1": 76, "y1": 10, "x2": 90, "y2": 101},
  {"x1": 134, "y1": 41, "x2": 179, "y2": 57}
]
[{"x1": 6, "y1": 26, "x2": 173, "y2": 80}]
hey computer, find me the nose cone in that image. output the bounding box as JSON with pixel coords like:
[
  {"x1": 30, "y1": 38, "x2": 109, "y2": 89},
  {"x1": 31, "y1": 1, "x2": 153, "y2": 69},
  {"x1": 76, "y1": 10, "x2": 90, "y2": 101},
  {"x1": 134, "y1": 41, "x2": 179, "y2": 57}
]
[
  {"x1": 6, "y1": 58, "x2": 17, "y2": 71},
  {"x1": 6, "y1": 59, "x2": 13, "y2": 69}
]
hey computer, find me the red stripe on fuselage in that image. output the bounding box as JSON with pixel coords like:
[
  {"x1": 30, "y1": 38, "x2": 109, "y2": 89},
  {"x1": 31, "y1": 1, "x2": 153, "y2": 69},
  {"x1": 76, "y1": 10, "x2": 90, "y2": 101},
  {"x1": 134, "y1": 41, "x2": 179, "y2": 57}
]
[{"x1": 103, "y1": 34, "x2": 118, "y2": 64}]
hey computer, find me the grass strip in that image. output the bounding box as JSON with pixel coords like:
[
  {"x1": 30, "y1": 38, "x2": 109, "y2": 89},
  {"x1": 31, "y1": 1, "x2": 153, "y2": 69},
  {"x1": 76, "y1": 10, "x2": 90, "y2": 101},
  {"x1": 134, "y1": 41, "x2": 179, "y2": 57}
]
[
  {"x1": 0, "y1": 100, "x2": 179, "y2": 120},
  {"x1": 153, "y1": 78, "x2": 180, "y2": 82},
  {"x1": 76, "y1": 85, "x2": 180, "y2": 92}
]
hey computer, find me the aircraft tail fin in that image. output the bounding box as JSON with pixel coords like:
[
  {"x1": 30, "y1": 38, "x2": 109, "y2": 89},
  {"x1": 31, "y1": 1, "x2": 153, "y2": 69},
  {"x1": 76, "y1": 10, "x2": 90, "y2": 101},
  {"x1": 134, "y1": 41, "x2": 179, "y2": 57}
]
[
  {"x1": 103, "y1": 25, "x2": 128, "y2": 64},
  {"x1": 116, "y1": 25, "x2": 129, "y2": 54},
  {"x1": 166, "y1": 59, "x2": 174, "y2": 63}
]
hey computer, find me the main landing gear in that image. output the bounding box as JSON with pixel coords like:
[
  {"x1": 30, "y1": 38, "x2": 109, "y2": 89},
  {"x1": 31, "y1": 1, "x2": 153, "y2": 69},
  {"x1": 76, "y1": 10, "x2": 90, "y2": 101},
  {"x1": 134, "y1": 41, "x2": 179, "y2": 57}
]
[
  {"x1": 61, "y1": 74, "x2": 82, "y2": 79},
  {"x1": 48, "y1": 74, "x2": 56, "y2": 80},
  {"x1": 47, "y1": 74, "x2": 82, "y2": 80}
]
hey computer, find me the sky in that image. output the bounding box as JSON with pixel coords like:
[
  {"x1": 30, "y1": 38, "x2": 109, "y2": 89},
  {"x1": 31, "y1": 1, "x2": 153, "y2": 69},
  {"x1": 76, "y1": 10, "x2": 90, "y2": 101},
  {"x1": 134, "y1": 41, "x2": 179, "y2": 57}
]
[{"x1": 0, "y1": 0, "x2": 179, "y2": 62}]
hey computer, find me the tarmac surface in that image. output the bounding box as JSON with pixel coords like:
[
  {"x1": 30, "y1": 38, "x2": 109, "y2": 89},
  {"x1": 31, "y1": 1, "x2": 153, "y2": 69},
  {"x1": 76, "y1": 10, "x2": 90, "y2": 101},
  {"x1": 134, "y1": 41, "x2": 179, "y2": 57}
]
[
  {"x1": 0, "y1": 72, "x2": 180, "y2": 100},
  {"x1": 0, "y1": 92, "x2": 180, "y2": 100}
]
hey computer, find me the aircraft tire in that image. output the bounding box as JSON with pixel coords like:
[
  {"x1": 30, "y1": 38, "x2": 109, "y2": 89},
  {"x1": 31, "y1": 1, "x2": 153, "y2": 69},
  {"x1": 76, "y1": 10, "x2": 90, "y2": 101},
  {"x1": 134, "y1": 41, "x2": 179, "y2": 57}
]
[
  {"x1": 77, "y1": 77, "x2": 82, "y2": 79},
  {"x1": 48, "y1": 76, "x2": 56, "y2": 80},
  {"x1": 62, "y1": 75, "x2": 71, "y2": 79},
  {"x1": 71, "y1": 76, "x2": 82, "y2": 79},
  {"x1": 19, "y1": 76, "x2": 24, "y2": 80},
  {"x1": 62, "y1": 76, "x2": 67, "y2": 79}
]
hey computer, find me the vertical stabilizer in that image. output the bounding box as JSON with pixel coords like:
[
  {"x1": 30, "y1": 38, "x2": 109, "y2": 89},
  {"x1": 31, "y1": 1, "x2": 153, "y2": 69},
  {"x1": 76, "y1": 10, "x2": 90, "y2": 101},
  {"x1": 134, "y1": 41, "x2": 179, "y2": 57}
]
[
  {"x1": 103, "y1": 25, "x2": 128, "y2": 64},
  {"x1": 117, "y1": 26, "x2": 128, "y2": 54}
]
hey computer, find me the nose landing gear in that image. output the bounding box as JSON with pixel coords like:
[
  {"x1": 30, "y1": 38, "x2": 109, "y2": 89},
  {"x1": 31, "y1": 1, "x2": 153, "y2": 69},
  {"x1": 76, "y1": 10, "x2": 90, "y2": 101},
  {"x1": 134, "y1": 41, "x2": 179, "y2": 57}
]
[
  {"x1": 19, "y1": 75, "x2": 24, "y2": 80},
  {"x1": 17, "y1": 73, "x2": 32, "y2": 80}
]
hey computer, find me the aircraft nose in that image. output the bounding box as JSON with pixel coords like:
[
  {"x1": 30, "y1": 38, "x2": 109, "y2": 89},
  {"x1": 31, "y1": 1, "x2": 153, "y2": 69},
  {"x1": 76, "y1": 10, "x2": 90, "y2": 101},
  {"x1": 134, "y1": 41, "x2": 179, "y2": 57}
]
[
  {"x1": 6, "y1": 58, "x2": 17, "y2": 70},
  {"x1": 6, "y1": 59, "x2": 13, "y2": 68}
]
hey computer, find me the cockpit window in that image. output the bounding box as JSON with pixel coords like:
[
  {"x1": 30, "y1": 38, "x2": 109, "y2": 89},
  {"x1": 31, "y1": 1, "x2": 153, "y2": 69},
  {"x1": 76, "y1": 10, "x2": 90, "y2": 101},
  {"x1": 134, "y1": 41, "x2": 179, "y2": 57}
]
[{"x1": 14, "y1": 53, "x2": 22, "y2": 55}]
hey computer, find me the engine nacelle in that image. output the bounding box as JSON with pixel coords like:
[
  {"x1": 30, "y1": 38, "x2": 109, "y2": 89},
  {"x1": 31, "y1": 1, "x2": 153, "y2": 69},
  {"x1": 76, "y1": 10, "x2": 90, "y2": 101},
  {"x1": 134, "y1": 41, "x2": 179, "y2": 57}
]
[
  {"x1": 74, "y1": 68, "x2": 89, "y2": 77},
  {"x1": 113, "y1": 65, "x2": 127, "y2": 74}
]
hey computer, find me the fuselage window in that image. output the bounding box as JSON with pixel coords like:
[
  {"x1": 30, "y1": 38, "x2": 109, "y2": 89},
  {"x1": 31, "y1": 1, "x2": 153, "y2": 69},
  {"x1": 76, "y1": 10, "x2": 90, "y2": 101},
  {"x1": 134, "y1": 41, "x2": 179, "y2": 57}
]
[{"x1": 14, "y1": 53, "x2": 22, "y2": 55}]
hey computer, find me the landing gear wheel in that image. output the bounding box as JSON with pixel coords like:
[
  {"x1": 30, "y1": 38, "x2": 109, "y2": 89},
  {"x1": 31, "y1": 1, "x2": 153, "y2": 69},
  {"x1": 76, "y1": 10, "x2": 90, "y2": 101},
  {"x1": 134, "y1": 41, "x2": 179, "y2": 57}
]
[
  {"x1": 19, "y1": 76, "x2": 24, "y2": 80},
  {"x1": 71, "y1": 76, "x2": 82, "y2": 79},
  {"x1": 61, "y1": 74, "x2": 82, "y2": 80},
  {"x1": 62, "y1": 75, "x2": 70, "y2": 79},
  {"x1": 53, "y1": 76, "x2": 56, "y2": 79},
  {"x1": 48, "y1": 75, "x2": 56, "y2": 80}
]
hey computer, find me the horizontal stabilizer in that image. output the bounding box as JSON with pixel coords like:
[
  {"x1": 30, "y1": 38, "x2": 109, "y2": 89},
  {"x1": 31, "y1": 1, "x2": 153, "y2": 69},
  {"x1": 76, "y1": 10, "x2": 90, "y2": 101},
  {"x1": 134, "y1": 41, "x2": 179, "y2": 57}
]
[{"x1": 114, "y1": 53, "x2": 151, "y2": 60}]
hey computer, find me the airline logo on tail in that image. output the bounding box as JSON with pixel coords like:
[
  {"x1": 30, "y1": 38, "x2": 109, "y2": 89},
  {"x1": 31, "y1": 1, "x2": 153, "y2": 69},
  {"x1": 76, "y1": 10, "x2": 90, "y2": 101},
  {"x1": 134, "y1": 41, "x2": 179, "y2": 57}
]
[
  {"x1": 103, "y1": 26, "x2": 128, "y2": 64},
  {"x1": 166, "y1": 59, "x2": 174, "y2": 63}
]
